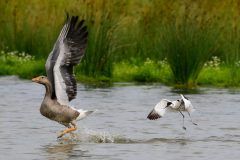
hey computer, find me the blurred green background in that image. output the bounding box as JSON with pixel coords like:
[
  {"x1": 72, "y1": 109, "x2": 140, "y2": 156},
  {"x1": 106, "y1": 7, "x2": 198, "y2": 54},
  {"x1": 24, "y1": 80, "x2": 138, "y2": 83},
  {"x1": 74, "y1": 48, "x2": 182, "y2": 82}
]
[{"x1": 0, "y1": 0, "x2": 240, "y2": 88}]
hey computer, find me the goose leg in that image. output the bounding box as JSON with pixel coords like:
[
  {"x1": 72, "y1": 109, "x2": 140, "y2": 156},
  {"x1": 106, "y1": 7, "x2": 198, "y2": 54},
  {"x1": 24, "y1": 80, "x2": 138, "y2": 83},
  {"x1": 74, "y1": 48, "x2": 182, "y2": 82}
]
[
  {"x1": 58, "y1": 123, "x2": 77, "y2": 138},
  {"x1": 69, "y1": 121, "x2": 78, "y2": 138},
  {"x1": 178, "y1": 110, "x2": 186, "y2": 130},
  {"x1": 187, "y1": 111, "x2": 198, "y2": 126}
]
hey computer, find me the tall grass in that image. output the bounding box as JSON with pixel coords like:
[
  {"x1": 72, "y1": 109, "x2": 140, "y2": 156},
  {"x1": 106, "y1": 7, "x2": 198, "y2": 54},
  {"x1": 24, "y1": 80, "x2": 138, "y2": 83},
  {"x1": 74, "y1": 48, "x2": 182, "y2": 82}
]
[
  {"x1": 1, "y1": 0, "x2": 240, "y2": 87},
  {"x1": 0, "y1": 0, "x2": 64, "y2": 58},
  {"x1": 217, "y1": 1, "x2": 240, "y2": 86},
  {"x1": 154, "y1": 1, "x2": 221, "y2": 88},
  {"x1": 80, "y1": 0, "x2": 127, "y2": 78},
  {"x1": 158, "y1": 21, "x2": 219, "y2": 87},
  {"x1": 131, "y1": 2, "x2": 163, "y2": 61},
  {"x1": 224, "y1": 29, "x2": 240, "y2": 86}
]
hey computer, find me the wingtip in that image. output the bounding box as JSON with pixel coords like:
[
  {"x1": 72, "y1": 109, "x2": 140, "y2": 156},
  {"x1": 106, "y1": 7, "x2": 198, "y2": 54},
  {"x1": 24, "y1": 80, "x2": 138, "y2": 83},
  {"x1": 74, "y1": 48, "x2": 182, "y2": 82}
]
[
  {"x1": 66, "y1": 12, "x2": 69, "y2": 20},
  {"x1": 180, "y1": 94, "x2": 186, "y2": 99},
  {"x1": 147, "y1": 110, "x2": 161, "y2": 120},
  {"x1": 85, "y1": 110, "x2": 94, "y2": 116},
  {"x1": 180, "y1": 94, "x2": 189, "y2": 100}
]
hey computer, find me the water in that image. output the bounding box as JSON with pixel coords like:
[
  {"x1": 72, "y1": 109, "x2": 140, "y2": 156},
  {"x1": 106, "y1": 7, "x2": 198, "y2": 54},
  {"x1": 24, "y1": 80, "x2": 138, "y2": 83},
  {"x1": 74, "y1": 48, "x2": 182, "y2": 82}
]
[{"x1": 0, "y1": 76, "x2": 239, "y2": 160}]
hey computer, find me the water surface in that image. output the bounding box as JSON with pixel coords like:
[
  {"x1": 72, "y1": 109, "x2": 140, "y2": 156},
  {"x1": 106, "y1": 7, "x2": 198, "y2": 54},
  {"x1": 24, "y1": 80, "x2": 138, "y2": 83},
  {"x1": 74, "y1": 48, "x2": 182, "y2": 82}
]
[{"x1": 0, "y1": 76, "x2": 239, "y2": 160}]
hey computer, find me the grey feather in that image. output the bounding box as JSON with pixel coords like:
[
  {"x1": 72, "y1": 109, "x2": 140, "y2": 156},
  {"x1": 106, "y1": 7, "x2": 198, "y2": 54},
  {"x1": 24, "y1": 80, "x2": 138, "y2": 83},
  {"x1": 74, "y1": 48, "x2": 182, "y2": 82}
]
[{"x1": 45, "y1": 16, "x2": 88, "y2": 103}]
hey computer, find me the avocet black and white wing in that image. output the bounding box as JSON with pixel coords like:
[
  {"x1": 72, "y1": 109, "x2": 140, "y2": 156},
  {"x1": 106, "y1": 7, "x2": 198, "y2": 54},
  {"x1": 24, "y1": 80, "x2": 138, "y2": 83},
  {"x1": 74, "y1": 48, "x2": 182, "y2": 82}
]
[
  {"x1": 147, "y1": 99, "x2": 172, "y2": 120},
  {"x1": 45, "y1": 16, "x2": 88, "y2": 105}
]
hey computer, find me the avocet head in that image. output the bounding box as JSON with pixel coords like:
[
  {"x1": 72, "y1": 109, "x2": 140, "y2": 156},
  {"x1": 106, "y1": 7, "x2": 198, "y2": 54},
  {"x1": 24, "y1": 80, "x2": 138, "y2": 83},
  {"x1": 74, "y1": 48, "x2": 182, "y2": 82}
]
[{"x1": 171, "y1": 99, "x2": 182, "y2": 109}]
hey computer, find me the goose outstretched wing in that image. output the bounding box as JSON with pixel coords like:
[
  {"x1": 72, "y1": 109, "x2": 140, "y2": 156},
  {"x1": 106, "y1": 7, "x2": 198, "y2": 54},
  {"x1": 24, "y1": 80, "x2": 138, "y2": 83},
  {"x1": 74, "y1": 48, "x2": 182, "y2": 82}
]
[{"x1": 45, "y1": 16, "x2": 88, "y2": 105}]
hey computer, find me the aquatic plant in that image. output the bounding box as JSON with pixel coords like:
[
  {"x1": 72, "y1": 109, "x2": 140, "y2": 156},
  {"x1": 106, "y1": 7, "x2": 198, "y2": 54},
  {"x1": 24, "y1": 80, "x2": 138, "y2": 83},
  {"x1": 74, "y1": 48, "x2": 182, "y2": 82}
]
[
  {"x1": 1, "y1": 0, "x2": 240, "y2": 87},
  {"x1": 113, "y1": 58, "x2": 172, "y2": 83},
  {"x1": 0, "y1": 0, "x2": 63, "y2": 58},
  {"x1": 198, "y1": 56, "x2": 240, "y2": 87},
  {"x1": 157, "y1": 9, "x2": 219, "y2": 88},
  {"x1": 0, "y1": 50, "x2": 45, "y2": 78},
  {"x1": 80, "y1": 1, "x2": 125, "y2": 78},
  {"x1": 220, "y1": 3, "x2": 240, "y2": 86},
  {"x1": 204, "y1": 56, "x2": 221, "y2": 69}
]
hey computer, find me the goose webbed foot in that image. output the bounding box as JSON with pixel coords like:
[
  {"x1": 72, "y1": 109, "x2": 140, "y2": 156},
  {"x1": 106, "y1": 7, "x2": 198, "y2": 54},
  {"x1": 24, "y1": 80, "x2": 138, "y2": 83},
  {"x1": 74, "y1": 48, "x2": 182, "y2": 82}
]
[{"x1": 57, "y1": 127, "x2": 77, "y2": 138}]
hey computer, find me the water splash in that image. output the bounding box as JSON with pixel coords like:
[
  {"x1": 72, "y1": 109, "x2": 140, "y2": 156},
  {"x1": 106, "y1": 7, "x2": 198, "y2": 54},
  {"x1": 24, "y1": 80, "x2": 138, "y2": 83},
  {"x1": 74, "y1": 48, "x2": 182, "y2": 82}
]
[
  {"x1": 57, "y1": 129, "x2": 133, "y2": 144},
  {"x1": 57, "y1": 130, "x2": 196, "y2": 145}
]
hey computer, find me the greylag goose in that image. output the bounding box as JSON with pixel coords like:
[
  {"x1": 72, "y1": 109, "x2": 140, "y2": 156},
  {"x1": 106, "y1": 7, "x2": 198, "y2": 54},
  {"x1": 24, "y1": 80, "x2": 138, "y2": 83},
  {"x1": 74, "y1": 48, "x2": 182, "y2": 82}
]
[
  {"x1": 147, "y1": 94, "x2": 197, "y2": 130},
  {"x1": 32, "y1": 15, "x2": 93, "y2": 138}
]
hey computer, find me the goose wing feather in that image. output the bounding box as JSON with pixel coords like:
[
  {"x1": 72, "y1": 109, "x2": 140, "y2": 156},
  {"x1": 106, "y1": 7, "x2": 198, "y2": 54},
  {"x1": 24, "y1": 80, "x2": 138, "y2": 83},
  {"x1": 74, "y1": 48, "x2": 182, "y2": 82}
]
[{"x1": 45, "y1": 15, "x2": 88, "y2": 105}]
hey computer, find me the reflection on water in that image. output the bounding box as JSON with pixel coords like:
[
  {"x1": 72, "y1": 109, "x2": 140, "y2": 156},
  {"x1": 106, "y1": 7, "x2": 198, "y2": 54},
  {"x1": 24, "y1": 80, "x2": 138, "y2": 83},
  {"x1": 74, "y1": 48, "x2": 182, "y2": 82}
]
[
  {"x1": 44, "y1": 142, "x2": 80, "y2": 160},
  {"x1": 0, "y1": 76, "x2": 240, "y2": 160}
]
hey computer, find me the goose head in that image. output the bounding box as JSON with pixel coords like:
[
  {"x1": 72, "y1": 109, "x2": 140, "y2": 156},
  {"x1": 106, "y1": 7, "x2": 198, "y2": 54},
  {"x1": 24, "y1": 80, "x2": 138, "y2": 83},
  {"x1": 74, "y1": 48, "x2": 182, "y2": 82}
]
[{"x1": 32, "y1": 76, "x2": 50, "y2": 85}]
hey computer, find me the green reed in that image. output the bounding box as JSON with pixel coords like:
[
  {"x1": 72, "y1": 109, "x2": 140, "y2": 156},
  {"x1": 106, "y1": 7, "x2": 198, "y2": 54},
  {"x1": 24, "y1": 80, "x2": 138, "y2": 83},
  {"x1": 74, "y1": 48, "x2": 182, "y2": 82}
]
[
  {"x1": 158, "y1": 20, "x2": 219, "y2": 88},
  {"x1": 79, "y1": 1, "x2": 127, "y2": 78},
  {"x1": 0, "y1": 0, "x2": 63, "y2": 58},
  {"x1": 1, "y1": 0, "x2": 240, "y2": 87}
]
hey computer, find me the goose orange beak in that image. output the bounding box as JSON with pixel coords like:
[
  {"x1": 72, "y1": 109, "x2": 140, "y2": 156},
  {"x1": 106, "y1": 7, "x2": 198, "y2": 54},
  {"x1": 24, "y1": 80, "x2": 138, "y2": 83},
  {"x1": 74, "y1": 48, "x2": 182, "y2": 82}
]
[{"x1": 32, "y1": 76, "x2": 40, "y2": 83}]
